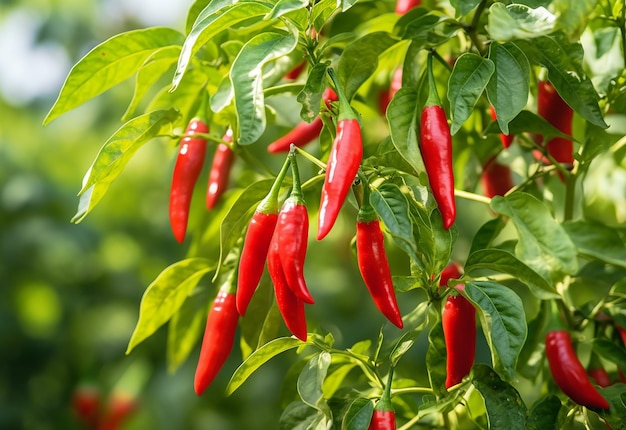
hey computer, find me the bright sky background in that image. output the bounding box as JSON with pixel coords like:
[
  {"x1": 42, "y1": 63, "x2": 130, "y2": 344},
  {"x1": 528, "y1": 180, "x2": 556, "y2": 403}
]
[{"x1": 0, "y1": 0, "x2": 192, "y2": 105}]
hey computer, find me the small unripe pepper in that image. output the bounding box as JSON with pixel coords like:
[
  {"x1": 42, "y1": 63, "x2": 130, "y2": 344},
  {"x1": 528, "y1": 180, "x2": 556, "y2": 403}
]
[
  {"x1": 169, "y1": 118, "x2": 208, "y2": 243},
  {"x1": 317, "y1": 69, "x2": 363, "y2": 240},
  {"x1": 545, "y1": 330, "x2": 610, "y2": 410},
  {"x1": 236, "y1": 158, "x2": 291, "y2": 316},
  {"x1": 420, "y1": 54, "x2": 456, "y2": 229},
  {"x1": 356, "y1": 179, "x2": 403, "y2": 328},
  {"x1": 206, "y1": 128, "x2": 235, "y2": 209},
  {"x1": 194, "y1": 274, "x2": 239, "y2": 395}
]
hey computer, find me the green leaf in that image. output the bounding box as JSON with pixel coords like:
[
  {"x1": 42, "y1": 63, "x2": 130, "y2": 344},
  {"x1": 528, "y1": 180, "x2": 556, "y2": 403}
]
[
  {"x1": 126, "y1": 258, "x2": 214, "y2": 354},
  {"x1": 72, "y1": 109, "x2": 180, "y2": 223},
  {"x1": 166, "y1": 285, "x2": 212, "y2": 373},
  {"x1": 450, "y1": 0, "x2": 481, "y2": 17},
  {"x1": 471, "y1": 364, "x2": 527, "y2": 429},
  {"x1": 486, "y1": 3, "x2": 556, "y2": 42},
  {"x1": 217, "y1": 179, "x2": 276, "y2": 276},
  {"x1": 337, "y1": 32, "x2": 398, "y2": 101},
  {"x1": 394, "y1": 8, "x2": 441, "y2": 41},
  {"x1": 370, "y1": 183, "x2": 422, "y2": 266},
  {"x1": 122, "y1": 46, "x2": 182, "y2": 122},
  {"x1": 227, "y1": 337, "x2": 302, "y2": 395},
  {"x1": 465, "y1": 249, "x2": 558, "y2": 299},
  {"x1": 172, "y1": 0, "x2": 272, "y2": 90},
  {"x1": 465, "y1": 281, "x2": 527, "y2": 380},
  {"x1": 185, "y1": 0, "x2": 213, "y2": 34},
  {"x1": 45, "y1": 27, "x2": 184, "y2": 124},
  {"x1": 279, "y1": 402, "x2": 320, "y2": 430},
  {"x1": 518, "y1": 33, "x2": 607, "y2": 128},
  {"x1": 239, "y1": 280, "x2": 280, "y2": 359},
  {"x1": 390, "y1": 301, "x2": 429, "y2": 366},
  {"x1": 232, "y1": 31, "x2": 298, "y2": 145},
  {"x1": 426, "y1": 320, "x2": 447, "y2": 398},
  {"x1": 486, "y1": 42, "x2": 530, "y2": 135},
  {"x1": 526, "y1": 395, "x2": 562, "y2": 430},
  {"x1": 563, "y1": 221, "x2": 626, "y2": 269},
  {"x1": 447, "y1": 53, "x2": 495, "y2": 135},
  {"x1": 593, "y1": 338, "x2": 626, "y2": 372},
  {"x1": 265, "y1": 0, "x2": 308, "y2": 20},
  {"x1": 490, "y1": 193, "x2": 578, "y2": 281},
  {"x1": 468, "y1": 217, "x2": 506, "y2": 256},
  {"x1": 387, "y1": 87, "x2": 424, "y2": 175},
  {"x1": 552, "y1": 0, "x2": 597, "y2": 39},
  {"x1": 298, "y1": 352, "x2": 332, "y2": 416},
  {"x1": 343, "y1": 397, "x2": 373, "y2": 430},
  {"x1": 516, "y1": 302, "x2": 549, "y2": 381},
  {"x1": 322, "y1": 363, "x2": 356, "y2": 399},
  {"x1": 338, "y1": 0, "x2": 358, "y2": 12},
  {"x1": 491, "y1": 110, "x2": 571, "y2": 142},
  {"x1": 297, "y1": 62, "x2": 329, "y2": 122}
]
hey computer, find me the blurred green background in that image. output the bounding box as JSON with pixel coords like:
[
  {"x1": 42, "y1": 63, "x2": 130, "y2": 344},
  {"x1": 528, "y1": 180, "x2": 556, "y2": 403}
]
[{"x1": 10, "y1": 0, "x2": 625, "y2": 429}]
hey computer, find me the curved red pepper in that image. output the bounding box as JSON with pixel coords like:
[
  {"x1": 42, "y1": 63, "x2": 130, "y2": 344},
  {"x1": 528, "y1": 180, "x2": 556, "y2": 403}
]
[
  {"x1": 169, "y1": 118, "x2": 208, "y2": 243},
  {"x1": 356, "y1": 202, "x2": 403, "y2": 328},
  {"x1": 268, "y1": 88, "x2": 338, "y2": 153},
  {"x1": 394, "y1": 0, "x2": 421, "y2": 14},
  {"x1": 236, "y1": 159, "x2": 291, "y2": 316},
  {"x1": 545, "y1": 330, "x2": 610, "y2": 409},
  {"x1": 194, "y1": 285, "x2": 239, "y2": 395},
  {"x1": 442, "y1": 294, "x2": 476, "y2": 388},
  {"x1": 534, "y1": 81, "x2": 574, "y2": 168},
  {"x1": 420, "y1": 55, "x2": 456, "y2": 229},
  {"x1": 367, "y1": 410, "x2": 396, "y2": 430},
  {"x1": 267, "y1": 233, "x2": 308, "y2": 341},
  {"x1": 206, "y1": 129, "x2": 235, "y2": 210},
  {"x1": 489, "y1": 105, "x2": 514, "y2": 148},
  {"x1": 481, "y1": 155, "x2": 514, "y2": 198}
]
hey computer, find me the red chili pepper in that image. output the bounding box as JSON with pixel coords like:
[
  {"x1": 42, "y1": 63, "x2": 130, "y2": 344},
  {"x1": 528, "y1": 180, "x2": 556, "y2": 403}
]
[
  {"x1": 284, "y1": 61, "x2": 306, "y2": 80},
  {"x1": 268, "y1": 233, "x2": 308, "y2": 341},
  {"x1": 206, "y1": 129, "x2": 235, "y2": 210},
  {"x1": 379, "y1": 67, "x2": 403, "y2": 114},
  {"x1": 356, "y1": 190, "x2": 403, "y2": 328},
  {"x1": 236, "y1": 159, "x2": 291, "y2": 316},
  {"x1": 545, "y1": 330, "x2": 610, "y2": 409},
  {"x1": 481, "y1": 155, "x2": 514, "y2": 198},
  {"x1": 588, "y1": 367, "x2": 612, "y2": 388},
  {"x1": 489, "y1": 105, "x2": 514, "y2": 148},
  {"x1": 420, "y1": 55, "x2": 456, "y2": 229},
  {"x1": 368, "y1": 369, "x2": 396, "y2": 430},
  {"x1": 394, "y1": 0, "x2": 421, "y2": 14},
  {"x1": 169, "y1": 118, "x2": 208, "y2": 243},
  {"x1": 317, "y1": 69, "x2": 363, "y2": 240},
  {"x1": 442, "y1": 293, "x2": 476, "y2": 388},
  {"x1": 194, "y1": 279, "x2": 239, "y2": 395},
  {"x1": 97, "y1": 393, "x2": 138, "y2": 430},
  {"x1": 534, "y1": 80, "x2": 574, "y2": 168},
  {"x1": 267, "y1": 88, "x2": 338, "y2": 153},
  {"x1": 439, "y1": 261, "x2": 463, "y2": 288},
  {"x1": 274, "y1": 155, "x2": 314, "y2": 304},
  {"x1": 72, "y1": 385, "x2": 100, "y2": 429}
]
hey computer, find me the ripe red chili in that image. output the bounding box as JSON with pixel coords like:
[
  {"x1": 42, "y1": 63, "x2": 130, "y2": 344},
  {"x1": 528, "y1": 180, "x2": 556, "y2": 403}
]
[
  {"x1": 317, "y1": 69, "x2": 362, "y2": 240},
  {"x1": 420, "y1": 55, "x2": 456, "y2": 230},
  {"x1": 489, "y1": 105, "x2": 514, "y2": 148},
  {"x1": 439, "y1": 261, "x2": 462, "y2": 288},
  {"x1": 356, "y1": 196, "x2": 403, "y2": 328},
  {"x1": 169, "y1": 118, "x2": 208, "y2": 243},
  {"x1": 481, "y1": 155, "x2": 514, "y2": 198},
  {"x1": 588, "y1": 367, "x2": 612, "y2": 388},
  {"x1": 206, "y1": 129, "x2": 235, "y2": 210},
  {"x1": 72, "y1": 385, "x2": 100, "y2": 429},
  {"x1": 267, "y1": 88, "x2": 338, "y2": 153},
  {"x1": 368, "y1": 410, "x2": 396, "y2": 430},
  {"x1": 394, "y1": 0, "x2": 421, "y2": 14},
  {"x1": 545, "y1": 330, "x2": 610, "y2": 409},
  {"x1": 284, "y1": 61, "x2": 306, "y2": 80},
  {"x1": 194, "y1": 283, "x2": 239, "y2": 395},
  {"x1": 534, "y1": 80, "x2": 574, "y2": 168},
  {"x1": 442, "y1": 294, "x2": 476, "y2": 388},
  {"x1": 236, "y1": 159, "x2": 291, "y2": 316}
]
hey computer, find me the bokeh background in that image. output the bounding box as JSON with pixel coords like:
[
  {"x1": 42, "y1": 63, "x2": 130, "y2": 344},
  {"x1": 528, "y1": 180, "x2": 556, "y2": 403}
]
[{"x1": 4, "y1": 0, "x2": 606, "y2": 429}]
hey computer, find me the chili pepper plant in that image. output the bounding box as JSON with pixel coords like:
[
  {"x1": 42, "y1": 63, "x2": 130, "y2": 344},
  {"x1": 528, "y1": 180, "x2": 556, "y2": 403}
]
[{"x1": 47, "y1": 0, "x2": 626, "y2": 428}]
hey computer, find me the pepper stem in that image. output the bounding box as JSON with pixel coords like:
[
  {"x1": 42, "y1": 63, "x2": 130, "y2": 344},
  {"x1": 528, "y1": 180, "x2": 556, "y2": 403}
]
[
  {"x1": 288, "y1": 145, "x2": 304, "y2": 201},
  {"x1": 220, "y1": 268, "x2": 237, "y2": 295},
  {"x1": 356, "y1": 171, "x2": 377, "y2": 223},
  {"x1": 327, "y1": 67, "x2": 357, "y2": 122},
  {"x1": 425, "y1": 53, "x2": 442, "y2": 107},
  {"x1": 257, "y1": 157, "x2": 291, "y2": 214},
  {"x1": 375, "y1": 367, "x2": 395, "y2": 412}
]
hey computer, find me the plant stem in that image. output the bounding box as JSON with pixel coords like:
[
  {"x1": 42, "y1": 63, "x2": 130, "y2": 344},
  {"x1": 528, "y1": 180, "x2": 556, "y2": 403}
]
[
  {"x1": 391, "y1": 386, "x2": 433, "y2": 396},
  {"x1": 454, "y1": 189, "x2": 492, "y2": 205},
  {"x1": 294, "y1": 146, "x2": 327, "y2": 170}
]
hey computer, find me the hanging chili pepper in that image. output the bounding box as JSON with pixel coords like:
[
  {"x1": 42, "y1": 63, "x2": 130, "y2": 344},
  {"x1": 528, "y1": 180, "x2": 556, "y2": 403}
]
[
  {"x1": 489, "y1": 105, "x2": 514, "y2": 148},
  {"x1": 273, "y1": 152, "x2": 314, "y2": 303},
  {"x1": 420, "y1": 54, "x2": 456, "y2": 229},
  {"x1": 236, "y1": 158, "x2": 291, "y2": 316},
  {"x1": 394, "y1": 0, "x2": 421, "y2": 14},
  {"x1": 268, "y1": 88, "x2": 338, "y2": 153},
  {"x1": 534, "y1": 80, "x2": 574, "y2": 168},
  {"x1": 368, "y1": 368, "x2": 396, "y2": 430},
  {"x1": 194, "y1": 274, "x2": 239, "y2": 395},
  {"x1": 481, "y1": 155, "x2": 514, "y2": 198},
  {"x1": 317, "y1": 68, "x2": 363, "y2": 240},
  {"x1": 284, "y1": 61, "x2": 306, "y2": 80},
  {"x1": 545, "y1": 330, "x2": 610, "y2": 409},
  {"x1": 206, "y1": 128, "x2": 235, "y2": 210},
  {"x1": 169, "y1": 118, "x2": 208, "y2": 243},
  {"x1": 439, "y1": 262, "x2": 475, "y2": 389},
  {"x1": 356, "y1": 179, "x2": 403, "y2": 328}
]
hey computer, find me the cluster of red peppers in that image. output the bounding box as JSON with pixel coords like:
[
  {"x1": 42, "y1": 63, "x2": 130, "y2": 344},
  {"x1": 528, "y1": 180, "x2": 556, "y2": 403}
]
[{"x1": 169, "y1": 120, "x2": 235, "y2": 243}]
